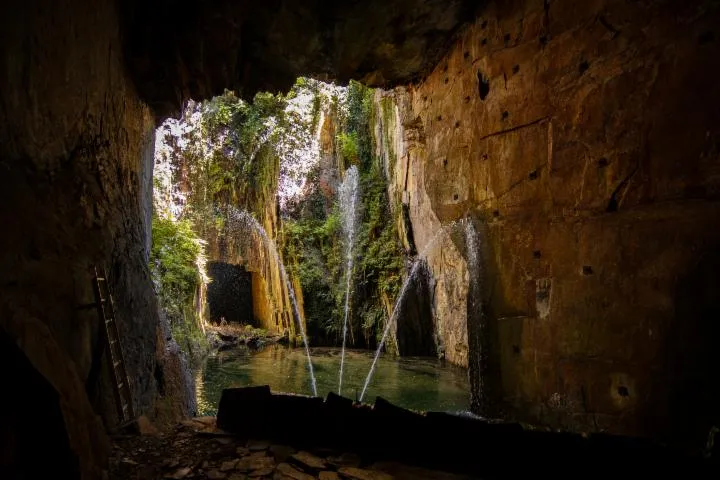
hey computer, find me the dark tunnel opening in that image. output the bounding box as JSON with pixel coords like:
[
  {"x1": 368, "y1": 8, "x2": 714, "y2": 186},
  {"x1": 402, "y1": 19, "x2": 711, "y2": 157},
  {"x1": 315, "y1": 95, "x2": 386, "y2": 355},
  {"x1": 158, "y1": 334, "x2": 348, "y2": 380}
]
[{"x1": 206, "y1": 262, "x2": 254, "y2": 325}]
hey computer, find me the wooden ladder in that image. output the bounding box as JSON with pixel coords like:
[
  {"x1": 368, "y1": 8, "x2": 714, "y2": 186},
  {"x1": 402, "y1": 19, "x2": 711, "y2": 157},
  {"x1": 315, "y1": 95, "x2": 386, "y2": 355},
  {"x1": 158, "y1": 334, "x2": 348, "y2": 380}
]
[{"x1": 92, "y1": 266, "x2": 135, "y2": 424}]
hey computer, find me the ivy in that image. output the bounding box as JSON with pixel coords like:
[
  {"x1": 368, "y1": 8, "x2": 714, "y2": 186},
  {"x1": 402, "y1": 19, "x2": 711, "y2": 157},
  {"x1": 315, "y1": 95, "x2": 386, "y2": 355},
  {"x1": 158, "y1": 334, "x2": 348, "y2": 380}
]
[
  {"x1": 282, "y1": 80, "x2": 404, "y2": 348},
  {"x1": 149, "y1": 213, "x2": 207, "y2": 357}
]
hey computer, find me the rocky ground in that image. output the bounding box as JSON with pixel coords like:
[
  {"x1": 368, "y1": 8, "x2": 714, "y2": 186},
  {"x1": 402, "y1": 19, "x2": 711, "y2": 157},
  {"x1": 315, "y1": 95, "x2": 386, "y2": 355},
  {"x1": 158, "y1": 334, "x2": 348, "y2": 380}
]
[
  {"x1": 206, "y1": 324, "x2": 288, "y2": 352},
  {"x1": 109, "y1": 417, "x2": 479, "y2": 480}
]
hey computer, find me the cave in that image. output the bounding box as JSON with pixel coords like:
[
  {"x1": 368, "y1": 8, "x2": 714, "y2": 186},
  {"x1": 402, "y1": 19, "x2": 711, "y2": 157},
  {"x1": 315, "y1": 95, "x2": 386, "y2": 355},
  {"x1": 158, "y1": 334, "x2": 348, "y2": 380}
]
[
  {"x1": 206, "y1": 262, "x2": 254, "y2": 325},
  {"x1": 2, "y1": 0, "x2": 720, "y2": 476}
]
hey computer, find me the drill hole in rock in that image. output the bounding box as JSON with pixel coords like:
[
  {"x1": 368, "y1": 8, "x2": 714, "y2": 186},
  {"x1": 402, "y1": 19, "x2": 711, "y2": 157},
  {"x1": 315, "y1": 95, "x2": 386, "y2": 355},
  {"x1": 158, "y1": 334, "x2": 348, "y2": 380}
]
[
  {"x1": 477, "y1": 70, "x2": 490, "y2": 100},
  {"x1": 582, "y1": 265, "x2": 594, "y2": 275},
  {"x1": 617, "y1": 386, "x2": 630, "y2": 397}
]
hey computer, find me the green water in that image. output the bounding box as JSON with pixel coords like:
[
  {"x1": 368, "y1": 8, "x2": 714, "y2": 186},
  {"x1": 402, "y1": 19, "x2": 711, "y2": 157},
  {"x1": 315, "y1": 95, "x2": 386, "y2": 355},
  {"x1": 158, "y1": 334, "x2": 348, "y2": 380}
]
[{"x1": 195, "y1": 345, "x2": 470, "y2": 416}]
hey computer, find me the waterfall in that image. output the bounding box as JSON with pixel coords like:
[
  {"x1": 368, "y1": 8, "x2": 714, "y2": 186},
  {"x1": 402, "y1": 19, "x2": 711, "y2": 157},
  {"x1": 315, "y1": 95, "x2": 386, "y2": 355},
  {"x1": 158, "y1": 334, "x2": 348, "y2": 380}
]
[
  {"x1": 229, "y1": 208, "x2": 318, "y2": 397},
  {"x1": 464, "y1": 219, "x2": 485, "y2": 412},
  {"x1": 359, "y1": 220, "x2": 463, "y2": 402},
  {"x1": 338, "y1": 165, "x2": 360, "y2": 395}
]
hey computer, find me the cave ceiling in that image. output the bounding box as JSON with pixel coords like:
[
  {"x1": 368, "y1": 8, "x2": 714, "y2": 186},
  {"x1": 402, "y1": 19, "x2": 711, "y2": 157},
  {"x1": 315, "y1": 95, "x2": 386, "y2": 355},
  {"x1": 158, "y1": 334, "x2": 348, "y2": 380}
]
[{"x1": 122, "y1": 0, "x2": 480, "y2": 118}]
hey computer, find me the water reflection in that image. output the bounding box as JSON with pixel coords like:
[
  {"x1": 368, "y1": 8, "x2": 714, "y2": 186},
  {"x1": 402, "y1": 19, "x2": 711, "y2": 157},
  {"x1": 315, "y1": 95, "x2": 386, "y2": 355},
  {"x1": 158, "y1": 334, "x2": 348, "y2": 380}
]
[{"x1": 195, "y1": 345, "x2": 469, "y2": 416}]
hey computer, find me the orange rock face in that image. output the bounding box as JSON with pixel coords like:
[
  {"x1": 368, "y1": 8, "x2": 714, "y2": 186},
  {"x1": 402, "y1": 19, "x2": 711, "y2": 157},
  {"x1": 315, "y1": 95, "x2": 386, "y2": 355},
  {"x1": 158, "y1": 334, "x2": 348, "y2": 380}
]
[{"x1": 375, "y1": 0, "x2": 720, "y2": 446}]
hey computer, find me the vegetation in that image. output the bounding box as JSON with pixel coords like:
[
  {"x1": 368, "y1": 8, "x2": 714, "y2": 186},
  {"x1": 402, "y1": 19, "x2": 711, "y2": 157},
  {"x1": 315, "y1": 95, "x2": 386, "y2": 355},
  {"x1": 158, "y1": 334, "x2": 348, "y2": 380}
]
[
  {"x1": 153, "y1": 77, "x2": 404, "y2": 354},
  {"x1": 282, "y1": 81, "x2": 404, "y2": 348},
  {"x1": 152, "y1": 79, "x2": 325, "y2": 358},
  {"x1": 149, "y1": 213, "x2": 207, "y2": 358}
]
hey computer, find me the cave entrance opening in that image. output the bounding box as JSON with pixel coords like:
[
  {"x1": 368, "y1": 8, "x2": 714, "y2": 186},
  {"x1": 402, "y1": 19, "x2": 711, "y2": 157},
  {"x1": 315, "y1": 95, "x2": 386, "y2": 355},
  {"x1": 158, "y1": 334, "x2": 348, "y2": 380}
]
[{"x1": 206, "y1": 262, "x2": 254, "y2": 326}]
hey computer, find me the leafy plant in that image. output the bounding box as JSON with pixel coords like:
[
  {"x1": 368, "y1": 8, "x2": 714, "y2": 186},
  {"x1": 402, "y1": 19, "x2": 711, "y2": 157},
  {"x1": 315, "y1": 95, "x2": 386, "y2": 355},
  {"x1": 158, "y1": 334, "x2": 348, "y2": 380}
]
[
  {"x1": 283, "y1": 80, "x2": 404, "y2": 348},
  {"x1": 149, "y1": 213, "x2": 208, "y2": 357}
]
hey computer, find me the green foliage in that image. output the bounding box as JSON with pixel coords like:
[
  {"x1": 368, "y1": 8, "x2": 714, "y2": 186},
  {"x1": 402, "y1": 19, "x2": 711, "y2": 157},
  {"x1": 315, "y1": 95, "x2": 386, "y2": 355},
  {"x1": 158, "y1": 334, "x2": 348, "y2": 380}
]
[
  {"x1": 345, "y1": 81, "x2": 375, "y2": 171},
  {"x1": 284, "y1": 79, "x2": 404, "y2": 347},
  {"x1": 149, "y1": 213, "x2": 208, "y2": 358},
  {"x1": 190, "y1": 90, "x2": 286, "y2": 224},
  {"x1": 337, "y1": 132, "x2": 359, "y2": 164},
  {"x1": 150, "y1": 214, "x2": 202, "y2": 315},
  {"x1": 357, "y1": 167, "x2": 404, "y2": 298},
  {"x1": 354, "y1": 166, "x2": 404, "y2": 343},
  {"x1": 283, "y1": 208, "x2": 344, "y2": 341}
]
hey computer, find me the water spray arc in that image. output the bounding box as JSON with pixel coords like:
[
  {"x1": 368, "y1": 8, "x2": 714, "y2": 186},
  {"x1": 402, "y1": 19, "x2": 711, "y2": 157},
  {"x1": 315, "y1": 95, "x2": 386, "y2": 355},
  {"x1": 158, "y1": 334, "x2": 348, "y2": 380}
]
[
  {"x1": 230, "y1": 208, "x2": 318, "y2": 396},
  {"x1": 338, "y1": 166, "x2": 361, "y2": 395},
  {"x1": 359, "y1": 219, "x2": 469, "y2": 402}
]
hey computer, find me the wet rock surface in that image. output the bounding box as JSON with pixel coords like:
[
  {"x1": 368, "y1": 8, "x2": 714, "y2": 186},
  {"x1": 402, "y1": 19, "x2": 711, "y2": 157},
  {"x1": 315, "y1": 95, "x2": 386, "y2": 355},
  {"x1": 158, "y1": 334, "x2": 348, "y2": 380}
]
[
  {"x1": 108, "y1": 418, "x2": 478, "y2": 480},
  {"x1": 206, "y1": 324, "x2": 286, "y2": 352},
  {"x1": 372, "y1": 0, "x2": 720, "y2": 444}
]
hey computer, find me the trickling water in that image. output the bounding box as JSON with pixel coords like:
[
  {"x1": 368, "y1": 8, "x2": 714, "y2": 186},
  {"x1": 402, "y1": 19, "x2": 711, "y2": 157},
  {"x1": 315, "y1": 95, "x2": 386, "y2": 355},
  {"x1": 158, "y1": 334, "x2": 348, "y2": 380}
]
[
  {"x1": 464, "y1": 219, "x2": 484, "y2": 407},
  {"x1": 338, "y1": 166, "x2": 360, "y2": 395},
  {"x1": 359, "y1": 220, "x2": 462, "y2": 402},
  {"x1": 228, "y1": 208, "x2": 318, "y2": 396}
]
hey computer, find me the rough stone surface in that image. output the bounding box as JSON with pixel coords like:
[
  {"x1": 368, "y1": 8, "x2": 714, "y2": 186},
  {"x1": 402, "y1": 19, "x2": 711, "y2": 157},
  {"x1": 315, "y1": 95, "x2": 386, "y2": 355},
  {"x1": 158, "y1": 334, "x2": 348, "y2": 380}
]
[
  {"x1": 237, "y1": 454, "x2": 275, "y2": 473},
  {"x1": 337, "y1": 467, "x2": 394, "y2": 480},
  {"x1": 319, "y1": 472, "x2": 341, "y2": 480},
  {"x1": 6, "y1": 0, "x2": 720, "y2": 472},
  {"x1": 270, "y1": 444, "x2": 297, "y2": 463},
  {"x1": 374, "y1": 0, "x2": 720, "y2": 446},
  {"x1": 0, "y1": 0, "x2": 190, "y2": 476},
  {"x1": 122, "y1": 1, "x2": 479, "y2": 117},
  {"x1": 290, "y1": 451, "x2": 327, "y2": 470},
  {"x1": 220, "y1": 459, "x2": 239, "y2": 471},
  {"x1": 275, "y1": 463, "x2": 315, "y2": 480},
  {"x1": 0, "y1": 2, "x2": 476, "y2": 471}
]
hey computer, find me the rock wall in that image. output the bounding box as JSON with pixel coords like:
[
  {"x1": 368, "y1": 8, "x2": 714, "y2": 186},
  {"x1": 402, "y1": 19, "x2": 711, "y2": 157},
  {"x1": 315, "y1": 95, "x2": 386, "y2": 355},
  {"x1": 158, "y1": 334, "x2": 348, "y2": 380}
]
[
  {"x1": 375, "y1": 0, "x2": 720, "y2": 446},
  {"x1": 122, "y1": 0, "x2": 478, "y2": 116},
  {"x1": 208, "y1": 194, "x2": 301, "y2": 336},
  {"x1": 0, "y1": 0, "x2": 192, "y2": 475}
]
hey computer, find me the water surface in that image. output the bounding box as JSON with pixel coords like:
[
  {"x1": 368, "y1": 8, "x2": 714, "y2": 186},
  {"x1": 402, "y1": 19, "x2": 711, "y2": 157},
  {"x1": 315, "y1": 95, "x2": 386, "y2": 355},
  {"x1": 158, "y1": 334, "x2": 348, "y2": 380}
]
[{"x1": 195, "y1": 345, "x2": 469, "y2": 416}]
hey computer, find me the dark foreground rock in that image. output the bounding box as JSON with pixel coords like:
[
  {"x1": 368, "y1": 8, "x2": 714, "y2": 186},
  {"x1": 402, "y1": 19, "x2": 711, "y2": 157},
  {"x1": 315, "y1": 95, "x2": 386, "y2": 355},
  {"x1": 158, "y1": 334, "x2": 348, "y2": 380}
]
[
  {"x1": 214, "y1": 388, "x2": 715, "y2": 479},
  {"x1": 109, "y1": 418, "x2": 475, "y2": 480}
]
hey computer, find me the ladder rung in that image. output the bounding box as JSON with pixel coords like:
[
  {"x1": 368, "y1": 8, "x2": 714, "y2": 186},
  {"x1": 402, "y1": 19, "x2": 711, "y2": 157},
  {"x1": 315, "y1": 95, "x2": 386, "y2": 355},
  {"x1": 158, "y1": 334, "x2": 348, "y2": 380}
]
[
  {"x1": 105, "y1": 319, "x2": 114, "y2": 325},
  {"x1": 97, "y1": 277, "x2": 106, "y2": 281},
  {"x1": 118, "y1": 382, "x2": 124, "y2": 390},
  {"x1": 113, "y1": 361, "x2": 121, "y2": 368}
]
